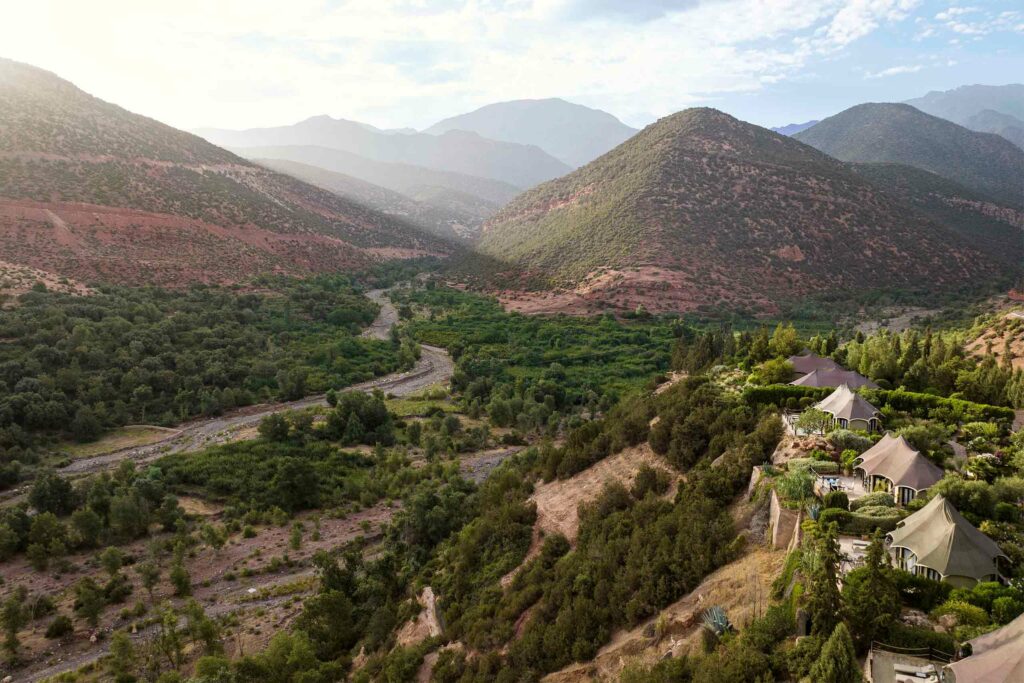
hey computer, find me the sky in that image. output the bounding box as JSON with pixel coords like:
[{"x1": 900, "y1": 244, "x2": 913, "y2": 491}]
[{"x1": 2, "y1": 0, "x2": 1022, "y2": 132}]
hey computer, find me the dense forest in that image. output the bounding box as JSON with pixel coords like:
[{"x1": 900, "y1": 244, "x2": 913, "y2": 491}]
[{"x1": 0, "y1": 276, "x2": 416, "y2": 491}]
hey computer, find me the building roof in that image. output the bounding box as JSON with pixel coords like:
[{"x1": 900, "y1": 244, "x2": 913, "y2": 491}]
[
  {"x1": 855, "y1": 433, "x2": 944, "y2": 492},
  {"x1": 946, "y1": 612, "x2": 1024, "y2": 682},
  {"x1": 815, "y1": 384, "x2": 881, "y2": 423},
  {"x1": 788, "y1": 352, "x2": 843, "y2": 376},
  {"x1": 790, "y1": 368, "x2": 879, "y2": 389},
  {"x1": 887, "y1": 495, "x2": 1008, "y2": 582}
]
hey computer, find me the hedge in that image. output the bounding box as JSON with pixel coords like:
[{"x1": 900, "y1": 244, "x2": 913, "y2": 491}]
[
  {"x1": 744, "y1": 385, "x2": 1013, "y2": 424},
  {"x1": 818, "y1": 507, "x2": 901, "y2": 535},
  {"x1": 787, "y1": 458, "x2": 839, "y2": 474},
  {"x1": 850, "y1": 491, "x2": 896, "y2": 511}
]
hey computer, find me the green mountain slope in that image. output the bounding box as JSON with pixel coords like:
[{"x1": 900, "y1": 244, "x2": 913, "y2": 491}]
[
  {"x1": 474, "y1": 108, "x2": 1008, "y2": 312},
  {"x1": 794, "y1": 103, "x2": 1024, "y2": 208},
  {"x1": 848, "y1": 162, "x2": 1023, "y2": 267}
]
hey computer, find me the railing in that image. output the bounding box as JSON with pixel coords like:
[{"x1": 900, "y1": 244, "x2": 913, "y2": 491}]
[{"x1": 871, "y1": 641, "x2": 954, "y2": 663}]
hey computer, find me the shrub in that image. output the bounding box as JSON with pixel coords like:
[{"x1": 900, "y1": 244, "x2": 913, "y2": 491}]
[
  {"x1": 827, "y1": 430, "x2": 873, "y2": 454},
  {"x1": 993, "y1": 596, "x2": 1024, "y2": 625},
  {"x1": 931, "y1": 600, "x2": 990, "y2": 627},
  {"x1": 884, "y1": 623, "x2": 955, "y2": 655},
  {"x1": 895, "y1": 572, "x2": 951, "y2": 612},
  {"x1": 787, "y1": 458, "x2": 838, "y2": 474},
  {"x1": 45, "y1": 614, "x2": 73, "y2": 638},
  {"x1": 850, "y1": 492, "x2": 896, "y2": 511},
  {"x1": 822, "y1": 491, "x2": 849, "y2": 511}
]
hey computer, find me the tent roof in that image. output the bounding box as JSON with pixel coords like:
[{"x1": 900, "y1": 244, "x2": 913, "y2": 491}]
[
  {"x1": 946, "y1": 613, "x2": 1024, "y2": 682},
  {"x1": 815, "y1": 384, "x2": 880, "y2": 422},
  {"x1": 788, "y1": 353, "x2": 843, "y2": 375},
  {"x1": 855, "y1": 433, "x2": 944, "y2": 491},
  {"x1": 888, "y1": 495, "x2": 1008, "y2": 582},
  {"x1": 790, "y1": 368, "x2": 879, "y2": 389}
]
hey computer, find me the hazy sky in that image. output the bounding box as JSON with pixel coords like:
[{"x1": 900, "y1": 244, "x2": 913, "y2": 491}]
[{"x1": 4, "y1": 0, "x2": 1022, "y2": 131}]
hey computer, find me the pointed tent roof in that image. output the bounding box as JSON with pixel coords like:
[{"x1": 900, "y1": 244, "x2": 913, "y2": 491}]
[
  {"x1": 790, "y1": 368, "x2": 879, "y2": 389},
  {"x1": 855, "y1": 433, "x2": 944, "y2": 492},
  {"x1": 788, "y1": 352, "x2": 843, "y2": 376},
  {"x1": 814, "y1": 384, "x2": 881, "y2": 423},
  {"x1": 888, "y1": 495, "x2": 1008, "y2": 582},
  {"x1": 946, "y1": 612, "x2": 1024, "y2": 682}
]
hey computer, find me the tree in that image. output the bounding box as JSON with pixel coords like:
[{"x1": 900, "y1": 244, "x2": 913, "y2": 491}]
[
  {"x1": 100, "y1": 546, "x2": 125, "y2": 577},
  {"x1": 805, "y1": 522, "x2": 843, "y2": 638},
  {"x1": 136, "y1": 561, "x2": 161, "y2": 602},
  {"x1": 751, "y1": 358, "x2": 795, "y2": 385},
  {"x1": 108, "y1": 630, "x2": 136, "y2": 682},
  {"x1": 258, "y1": 413, "x2": 290, "y2": 442},
  {"x1": 809, "y1": 622, "x2": 862, "y2": 683},
  {"x1": 842, "y1": 531, "x2": 899, "y2": 652},
  {"x1": 200, "y1": 523, "x2": 226, "y2": 553},
  {"x1": 290, "y1": 522, "x2": 303, "y2": 551},
  {"x1": 70, "y1": 508, "x2": 103, "y2": 548},
  {"x1": 29, "y1": 470, "x2": 76, "y2": 515},
  {"x1": 74, "y1": 577, "x2": 106, "y2": 627},
  {"x1": 169, "y1": 546, "x2": 191, "y2": 597},
  {"x1": 1, "y1": 588, "x2": 27, "y2": 663},
  {"x1": 796, "y1": 409, "x2": 832, "y2": 435}
]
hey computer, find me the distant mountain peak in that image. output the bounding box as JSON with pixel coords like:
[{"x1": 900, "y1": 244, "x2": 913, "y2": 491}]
[{"x1": 424, "y1": 97, "x2": 637, "y2": 167}]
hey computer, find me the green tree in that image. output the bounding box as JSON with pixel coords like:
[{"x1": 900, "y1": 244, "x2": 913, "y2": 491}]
[
  {"x1": 1, "y1": 588, "x2": 27, "y2": 663},
  {"x1": 100, "y1": 546, "x2": 125, "y2": 577},
  {"x1": 796, "y1": 408, "x2": 832, "y2": 435},
  {"x1": 169, "y1": 547, "x2": 191, "y2": 597},
  {"x1": 258, "y1": 413, "x2": 290, "y2": 442},
  {"x1": 809, "y1": 622, "x2": 862, "y2": 683},
  {"x1": 805, "y1": 522, "x2": 843, "y2": 638},
  {"x1": 108, "y1": 629, "x2": 136, "y2": 682},
  {"x1": 74, "y1": 577, "x2": 106, "y2": 627},
  {"x1": 842, "y1": 531, "x2": 899, "y2": 652},
  {"x1": 70, "y1": 508, "x2": 103, "y2": 548},
  {"x1": 136, "y1": 561, "x2": 161, "y2": 602},
  {"x1": 29, "y1": 470, "x2": 76, "y2": 515}
]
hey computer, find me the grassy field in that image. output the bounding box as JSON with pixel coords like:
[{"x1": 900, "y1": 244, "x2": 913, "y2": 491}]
[{"x1": 56, "y1": 425, "x2": 178, "y2": 459}]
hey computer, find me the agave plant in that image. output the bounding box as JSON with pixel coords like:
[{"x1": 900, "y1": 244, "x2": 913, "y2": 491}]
[
  {"x1": 808, "y1": 503, "x2": 821, "y2": 521},
  {"x1": 701, "y1": 606, "x2": 732, "y2": 636}
]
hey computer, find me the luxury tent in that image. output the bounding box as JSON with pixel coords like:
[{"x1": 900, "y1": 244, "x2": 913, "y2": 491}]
[
  {"x1": 813, "y1": 384, "x2": 881, "y2": 432},
  {"x1": 943, "y1": 612, "x2": 1024, "y2": 682},
  {"x1": 854, "y1": 433, "x2": 944, "y2": 505},
  {"x1": 887, "y1": 495, "x2": 1008, "y2": 587},
  {"x1": 787, "y1": 352, "x2": 843, "y2": 381},
  {"x1": 790, "y1": 368, "x2": 879, "y2": 389}
]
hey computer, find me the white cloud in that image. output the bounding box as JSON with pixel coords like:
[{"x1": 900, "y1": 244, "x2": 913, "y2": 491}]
[
  {"x1": 0, "y1": 0, "x2": 927, "y2": 130},
  {"x1": 864, "y1": 63, "x2": 924, "y2": 78}
]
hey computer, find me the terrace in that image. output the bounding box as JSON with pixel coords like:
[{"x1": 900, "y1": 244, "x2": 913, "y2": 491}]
[{"x1": 813, "y1": 473, "x2": 868, "y2": 501}]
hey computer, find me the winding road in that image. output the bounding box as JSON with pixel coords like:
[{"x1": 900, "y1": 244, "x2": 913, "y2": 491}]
[{"x1": 57, "y1": 290, "x2": 453, "y2": 476}]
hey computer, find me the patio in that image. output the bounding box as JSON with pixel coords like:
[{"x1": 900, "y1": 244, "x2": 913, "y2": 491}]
[
  {"x1": 814, "y1": 473, "x2": 868, "y2": 501},
  {"x1": 838, "y1": 535, "x2": 872, "y2": 576}
]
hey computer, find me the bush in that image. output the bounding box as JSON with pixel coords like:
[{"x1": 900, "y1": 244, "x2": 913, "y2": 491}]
[
  {"x1": 822, "y1": 491, "x2": 849, "y2": 511},
  {"x1": 895, "y1": 572, "x2": 951, "y2": 612},
  {"x1": 850, "y1": 491, "x2": 896, "y2": 511},
  {"x1": 884, "y1": 623, "x2": 955, "y2": 655},
  {"x1": 787, "y1": 458, "x2": 838, "y2": 474},
  {"x1": 993, "y1": 596, "x2": 1024, "y2": 625},
  {"x1": 46, "y1": 614, "x2": 73, "y2": 638},
  {"x1": 827, "y1": 430, "x2": 873, "y2": 454},
  {"x1": 931, "y1": 600, "x2": 990, "y2": 627},
  {"x1": 854, "y1": 505, "x2": 902, "y2": 519}
]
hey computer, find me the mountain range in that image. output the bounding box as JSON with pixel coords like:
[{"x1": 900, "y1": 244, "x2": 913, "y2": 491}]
[
  {"x1": 423, "y1": 97, "x2": 637, "y2": 167},
  {"x1": 473, "y1": 108, "x2": 1009, "y2": 314},
  {"x1": 196, "y1": 116, "x2": 571, "y2": 190},
  {"x1": 0, "y1": 59, "x2": 451, "y2": 287},
  {"x1": 794, "y1": 103, "x2": 1024, "y2": 209},
  {"x1": 905, "y1": 84, "x2": 1024, "y2": 151},
  {"x1": 771, "y1": 121, "x2": 819, "y2": 136}
]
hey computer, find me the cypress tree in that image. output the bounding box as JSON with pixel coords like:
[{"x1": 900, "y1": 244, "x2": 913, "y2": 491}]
[{"x1": 810, "y1": 622, "x2": 862, "y2": 683}]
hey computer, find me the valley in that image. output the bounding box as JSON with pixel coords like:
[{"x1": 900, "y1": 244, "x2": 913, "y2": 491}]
[{"x1": 0, "y1": 46, "x2": 1023, "y2": 683}]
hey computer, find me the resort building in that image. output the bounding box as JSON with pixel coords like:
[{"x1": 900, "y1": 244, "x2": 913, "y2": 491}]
[
  {"x1": 887, "y1": 495, "x2": 1008, "y2": 588},
  {"x1": 814, "y1": 384, "x2": 882, "y2": 432},
  {"x1": 854, "y1": 433, "x2": 944, "y2": 505},
  {"x1": 790, "y1": 368, "x2": 878, "y2": 389},
  {"x1": 943, "y1": 612, "x2": 1024, "y2": 682},
  {"x1": 787, "y1": 352, "x2": 842, "y2": 381}
]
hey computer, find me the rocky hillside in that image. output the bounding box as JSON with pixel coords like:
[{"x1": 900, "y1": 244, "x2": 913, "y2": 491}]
[
  {"x1": 906, "y1": 84, "x2": 1024, "y2": 126},
  {"x1": 0, "y1": 59, "x2": 452, "y2": 286},
  {"x1": 794, "y1": 103, "x2": 1024, "y2": 208},
  {"x1": 424, "y1": 97, "x2": 637, "y2": 167},
  {"x1": 474, "y1": 108, "x2": 1008, "y2": 314}
]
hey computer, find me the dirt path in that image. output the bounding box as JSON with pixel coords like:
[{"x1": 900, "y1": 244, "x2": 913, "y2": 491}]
[{"x1": 361, "y1": 288, "x2": 400, "y2": 341}]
